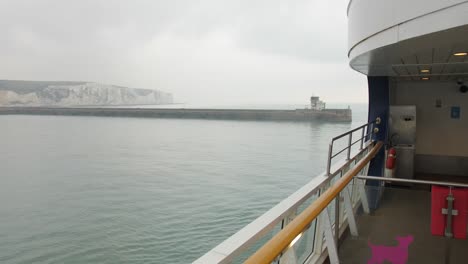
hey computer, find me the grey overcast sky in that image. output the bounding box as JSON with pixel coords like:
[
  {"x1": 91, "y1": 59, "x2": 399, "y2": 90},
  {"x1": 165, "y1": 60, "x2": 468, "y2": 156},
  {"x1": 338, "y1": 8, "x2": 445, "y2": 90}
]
[{"x1": 0, "y1": 0, "x2": 367, "y2": 105}]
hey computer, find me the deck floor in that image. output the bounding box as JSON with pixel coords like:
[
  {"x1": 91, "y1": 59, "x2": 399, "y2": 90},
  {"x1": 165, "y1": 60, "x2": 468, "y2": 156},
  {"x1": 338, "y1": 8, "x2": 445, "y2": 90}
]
[{"x1": 338, "y1": 186, "x2": 468, "y2": 264}]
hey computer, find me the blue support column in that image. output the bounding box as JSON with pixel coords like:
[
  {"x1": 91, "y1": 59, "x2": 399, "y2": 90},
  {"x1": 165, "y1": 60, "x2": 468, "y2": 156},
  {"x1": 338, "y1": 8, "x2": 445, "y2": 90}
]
[{"x1": 367, "y1": 76, "x2": 389, "y2": 209}]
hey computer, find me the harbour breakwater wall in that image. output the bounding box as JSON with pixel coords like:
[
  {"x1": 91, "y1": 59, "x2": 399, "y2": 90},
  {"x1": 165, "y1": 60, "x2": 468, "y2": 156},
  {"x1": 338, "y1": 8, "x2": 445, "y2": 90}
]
[{"x1": 0, "y1": 107, "x2": 352, "y2": 122}]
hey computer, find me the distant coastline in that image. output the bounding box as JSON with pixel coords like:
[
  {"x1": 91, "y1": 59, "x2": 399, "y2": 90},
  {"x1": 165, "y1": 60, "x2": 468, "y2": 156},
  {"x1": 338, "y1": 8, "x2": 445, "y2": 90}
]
[{"x1": 0, "y1": 80, "x2": 173, "y2": 107}]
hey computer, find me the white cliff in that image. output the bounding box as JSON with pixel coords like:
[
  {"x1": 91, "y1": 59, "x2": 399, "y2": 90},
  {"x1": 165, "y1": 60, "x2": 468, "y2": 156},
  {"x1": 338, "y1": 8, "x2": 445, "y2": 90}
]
[{"x1": 0, "y1": 80, "x2": 173, "y2": 106}]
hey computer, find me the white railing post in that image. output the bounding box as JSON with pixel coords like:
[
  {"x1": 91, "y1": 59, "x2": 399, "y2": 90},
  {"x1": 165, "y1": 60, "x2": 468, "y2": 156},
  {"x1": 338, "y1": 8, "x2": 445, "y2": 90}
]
[
  {"x1": 280, "y1": 246, "x2": 299, "y2": 264},
  {"x1": 347, "y1": 134, "x2": 352, "y2": 160},
  {"x1": 360, "y1": 127, "x2": 365, "y2": 150},
  {"x1": 334, "y1": 194, "x2": 340, "y2": 248},
  {"x1": 358, "y1": 179, "x2": 370, "y2": 214},
  {"x1": 321, "y1": 209, "x2": 340, "y2": 264},
  {"x1": 344, "y1": 185, "x2": 359, "y2": 236},
  {"x1": 279, "y1": 210, "x2": 299, "y2": 264},
  {"x1": 326, "y1": 143, "x2": 333, "y2": 176}
]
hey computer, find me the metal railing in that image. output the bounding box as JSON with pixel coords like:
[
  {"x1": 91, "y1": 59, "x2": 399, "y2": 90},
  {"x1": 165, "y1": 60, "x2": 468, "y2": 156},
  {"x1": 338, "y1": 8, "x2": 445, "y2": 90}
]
[
  {"x1": 244, "y1": 141, "x2": 383, "y2": 264},
  {"x1": 194, "y1": 123, "x2": 382, "y2": 264},
  {"x1": 326, "y1": 117, "x2": 381, "y2": 176},
  {"x1": 193, "y1": 121, "x2": 380, "y2": 264},
  {"x1": 195, "y1": 118, "x2": 465, "y2": 264},
  {"x1": 357, "y1": 175, "x2": 468, "y2": 188}
]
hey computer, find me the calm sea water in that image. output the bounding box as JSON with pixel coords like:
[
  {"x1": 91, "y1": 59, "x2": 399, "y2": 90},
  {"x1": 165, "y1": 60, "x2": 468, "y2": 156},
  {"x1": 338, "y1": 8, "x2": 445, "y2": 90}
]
[{"x1": 0, "y1": 104, "x2": 367, "y2": 264}]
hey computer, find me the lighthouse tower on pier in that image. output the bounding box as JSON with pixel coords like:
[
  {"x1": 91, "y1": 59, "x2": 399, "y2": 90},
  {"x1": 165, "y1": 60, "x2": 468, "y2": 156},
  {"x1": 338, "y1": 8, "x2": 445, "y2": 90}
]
[{"x1": 310, "y1": 96, "x2": 325, "y2": 111}]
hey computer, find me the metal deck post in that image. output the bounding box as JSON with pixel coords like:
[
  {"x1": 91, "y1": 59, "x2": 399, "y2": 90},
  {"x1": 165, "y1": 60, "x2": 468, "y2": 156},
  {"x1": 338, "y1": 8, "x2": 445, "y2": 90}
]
[{"x1": 321, "y1": 209, "x2": 339, "y2": 264}]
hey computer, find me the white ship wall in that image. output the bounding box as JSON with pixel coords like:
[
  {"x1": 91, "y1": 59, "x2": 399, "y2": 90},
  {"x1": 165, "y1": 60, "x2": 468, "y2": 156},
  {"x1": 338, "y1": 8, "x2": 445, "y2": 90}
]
[
  {"x1": 390, "y1": 80, "x2": 468, "y2": 157},
  {"x1": 348, "y1": 0, "x2": 468, "y2": 61},
  {"x1": 390, "y1": 79, "x2": 468, "y2": 176}
]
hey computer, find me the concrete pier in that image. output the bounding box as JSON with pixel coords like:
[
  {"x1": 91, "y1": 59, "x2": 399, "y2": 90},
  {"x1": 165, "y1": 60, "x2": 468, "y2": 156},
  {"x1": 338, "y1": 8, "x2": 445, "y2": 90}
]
[{"x1": 0, "y1": 107, "x2": 352, "y2": 122}]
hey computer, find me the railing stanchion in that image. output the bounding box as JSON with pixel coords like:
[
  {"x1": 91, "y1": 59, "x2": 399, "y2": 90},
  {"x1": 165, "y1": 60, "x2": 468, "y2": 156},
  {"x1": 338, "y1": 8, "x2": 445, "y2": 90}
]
[
  {"x1": 357, "y1": 175, "x2": 468, "y2": 188},
  {"x1": 347, "y1": 133, "x2": 352, "y2": 160},
  {"x1": 321, "y1": 209, "x2": 340, "y2": 264},
  {"x1": 334, "y1": 195, "x2": 340, "y2": 247},
  {"x1": 344, "y1": 185, "x2": 359, "y2": 236},
  {"x1": 360, "y1": 127, "x2": 365, "y2": 150},
  {"x1": 327, "y1": 143, "x2": 333, "y2": 176}
]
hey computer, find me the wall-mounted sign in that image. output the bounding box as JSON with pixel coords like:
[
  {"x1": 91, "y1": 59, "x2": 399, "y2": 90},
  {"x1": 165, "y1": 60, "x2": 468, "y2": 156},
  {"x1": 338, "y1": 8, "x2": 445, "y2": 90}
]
[{"x1": 451, "y1": 106, "x2": 461, "y2": 119}]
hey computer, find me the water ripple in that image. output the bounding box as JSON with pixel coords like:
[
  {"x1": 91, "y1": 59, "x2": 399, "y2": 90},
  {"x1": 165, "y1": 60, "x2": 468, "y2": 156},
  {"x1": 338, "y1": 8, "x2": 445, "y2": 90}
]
[{"x1": 0, "y1": 112, "x2": 366, "y2": 263}]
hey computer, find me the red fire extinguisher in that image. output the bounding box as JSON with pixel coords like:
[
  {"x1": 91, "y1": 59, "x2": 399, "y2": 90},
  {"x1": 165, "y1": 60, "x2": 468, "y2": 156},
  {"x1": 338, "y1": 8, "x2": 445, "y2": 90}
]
[{"x1": 386, "y1": 147, "x2": 396, "y2": 169}]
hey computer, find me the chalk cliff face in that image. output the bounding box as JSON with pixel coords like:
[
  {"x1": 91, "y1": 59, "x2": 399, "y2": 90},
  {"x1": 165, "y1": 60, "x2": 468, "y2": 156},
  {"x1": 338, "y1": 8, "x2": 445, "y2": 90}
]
[{"x1": 0, "y1": 80, "x2": 173, "y2": 106}]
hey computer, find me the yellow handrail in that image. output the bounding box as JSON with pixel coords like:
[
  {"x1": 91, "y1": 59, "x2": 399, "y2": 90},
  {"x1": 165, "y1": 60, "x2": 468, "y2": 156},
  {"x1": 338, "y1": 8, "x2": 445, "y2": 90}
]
[{"x1": 244, "y1": 141, "x2": 383, "y2": 264}]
